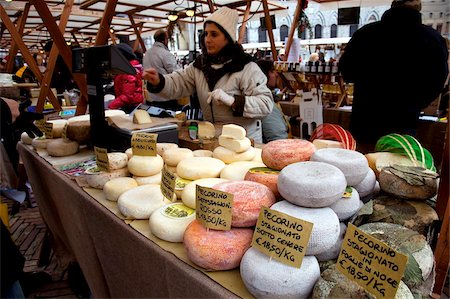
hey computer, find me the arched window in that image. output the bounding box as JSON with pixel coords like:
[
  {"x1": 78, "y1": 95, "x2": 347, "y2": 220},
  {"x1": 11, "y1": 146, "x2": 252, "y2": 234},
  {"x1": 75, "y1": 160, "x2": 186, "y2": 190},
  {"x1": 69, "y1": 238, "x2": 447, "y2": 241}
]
[
  {"x1": 280, "y1": 25, "x2": 289, "y2": 42},
  {"x1": 330, "y1": 24, "x2": 337, "y2": 38},
  {"x1": 314, "y1": 24, "x2": 322, "y2": 39},
  {"x1": 258, "y1": 26, "x2": 267, "y2": 42},
  {"x1": 368, "y1": 15, "x2": 377, "y2": 23},
  {"x1": 349, "y1": 24, "x2": 358, "y2": 36},
  {"x1": 238, "y1": 25, "x2": 248, "y2": 43}
]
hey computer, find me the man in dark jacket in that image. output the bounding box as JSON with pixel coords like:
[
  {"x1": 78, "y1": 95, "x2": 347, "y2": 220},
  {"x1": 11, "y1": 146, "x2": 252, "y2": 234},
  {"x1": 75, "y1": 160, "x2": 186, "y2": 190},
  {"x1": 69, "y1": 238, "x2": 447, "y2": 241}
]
[{"x1": 339, "y1": 0, "x2": 448, "y2": 153}]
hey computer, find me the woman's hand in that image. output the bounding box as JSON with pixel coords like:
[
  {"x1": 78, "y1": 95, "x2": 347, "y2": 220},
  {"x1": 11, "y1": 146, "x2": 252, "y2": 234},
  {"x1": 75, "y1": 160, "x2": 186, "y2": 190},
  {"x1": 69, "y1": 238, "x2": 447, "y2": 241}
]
[
  {"x1": 207, "y1": 89, "x2": 235, "y2": 106},
  {"x1": 143, "y1": 68, "x2": 160, "y2": 86}
]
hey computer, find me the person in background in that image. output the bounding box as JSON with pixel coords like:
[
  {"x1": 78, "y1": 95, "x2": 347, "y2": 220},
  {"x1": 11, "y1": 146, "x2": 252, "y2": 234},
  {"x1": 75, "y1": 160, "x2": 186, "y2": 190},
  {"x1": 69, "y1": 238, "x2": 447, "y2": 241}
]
[
  {"x1": 278, "y1": 48, "x2": 286, "y2": 61},
  {"x1": 107, "y1": 43, "x2": 144, "y2": 113},
  {"x1": 144, "y1": 7, "x2": 273, "y2": 143},
  {"x1": 339, "y1": 0, "x2": 448, "y2": 153},
  {"x1": 256, "y1": 59, "x2": 290, "y2": 142},
  {"x1": 143, "y1": 30, "x2": 180, "y2": 110}
]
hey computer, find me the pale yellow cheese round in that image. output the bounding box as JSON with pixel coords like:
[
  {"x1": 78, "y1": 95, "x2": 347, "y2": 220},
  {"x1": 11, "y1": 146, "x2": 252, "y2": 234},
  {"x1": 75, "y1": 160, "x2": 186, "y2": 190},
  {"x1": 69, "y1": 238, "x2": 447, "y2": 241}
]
[
  {"x1": 21, "y1": 132, "x2": 33, "y2": 145},
  {"x1": 107, "y1": 152, "x2": 129, "y2": 170},
  {"x1": 103, "y1": 177, "x2": 138, "y2": 202},
  {"x1": 193, "y1": 149, "x2": 213, "y2": 157},
  {"x1": 252, "y1": 147, "x2": 263, "y2": 163},
  {"x1": 133, "y1": 172, "x2": 162, "y2": 185},
  {"x1": 47, "y1": 119, "x2": 68, "y2": 138},
  {"x1": 84, "y1": 167, "x2": 130, "y2": 189},
  {"x1": 105, "y1": 109, "x2": 126, "y2": 117},
  {"x1": 125, "y1": 148, "x2": 133, "y2": 159},
  {"x1": 156, "y1": 143, "x2": 179, "y2": 157},
  {"x1": 212, "y1": 146, "x2": 256, "y2": 164},
  {"x1": 163, "y1": 148, "x2": 193, "y2": 166},
  {"x1": 220, "y1": 161, "x2": 266, "y2": 180},
  {"x1": 31, "y1": 137, "x2": 51, "y2": 149},
  {"x1": 46, "y1": 138, "x2": 79, "y2": 157},
  {"x1": 176, "y1": 157, "x2": 225, "y2": 180},
  {"x1": 127, "y1": 155, "x2": 164, "y2": 177},
  {"x1": 117, "y1": 184, "x2": 167, "y2": 219},
  {"x1": 181, "y1": 178, "x2": 228, "y2": 209}
]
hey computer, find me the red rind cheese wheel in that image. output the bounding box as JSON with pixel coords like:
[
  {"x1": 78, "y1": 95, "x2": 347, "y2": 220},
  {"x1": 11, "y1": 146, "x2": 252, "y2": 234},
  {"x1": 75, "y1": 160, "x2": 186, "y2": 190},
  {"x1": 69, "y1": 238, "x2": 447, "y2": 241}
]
[
  {"x1": 212, "y1": 180, "x2": 276, "y2": 227},
  {"x1": 183, "y1": 220, "x2": 253, "y2": 270},
  {"x1": 244, "y1": 167, "x2": 280, "y2": 198},
  {"x1": 261, "y1": 139, "x2": 316, "y2": 170}
]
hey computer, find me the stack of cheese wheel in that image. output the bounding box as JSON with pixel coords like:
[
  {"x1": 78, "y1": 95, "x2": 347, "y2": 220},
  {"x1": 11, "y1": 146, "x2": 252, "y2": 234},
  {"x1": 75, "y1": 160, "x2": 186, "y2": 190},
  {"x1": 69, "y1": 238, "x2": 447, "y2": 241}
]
[
  {"x1": 156, "y1": 143, "x2": 179, "y2": 157},
  {"x1": 219, "y1": 161, "x2": 265, "y2": 180},
  {"x1": 261, "y1": 139, "x2": 316, "y2": 170},
  {"x1": 118, "y1": 184, "x2": 169, "y2": 219},
  {"x1": 328, "y1": 187, "x2": 363, "y2": 221},
  {"x1": 315, "y1": 222, "x2": 347, "y2": 261},
  {"x1": 163, "y1": 147, "x2": 193, "y2": 173},
  {"x1": 84, "y1": 152, "x2": 129, "y2": 189},
  {"x1": 213, "y1": 124, "x2": 256, "y2": 164}
]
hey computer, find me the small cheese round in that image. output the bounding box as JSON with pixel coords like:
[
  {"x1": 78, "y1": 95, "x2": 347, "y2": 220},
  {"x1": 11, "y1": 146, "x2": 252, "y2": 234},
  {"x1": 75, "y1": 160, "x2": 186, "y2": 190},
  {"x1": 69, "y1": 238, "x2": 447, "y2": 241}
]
[
  {"x1": 244, "y1": 167, "x2": 280, "y2": 198},
  {"x1": 271, "y1": 200, "x2": 340, "y2": 255},
  {"x1": 20, "y1": 132, "x2": 33, "y2": 145},
  {"x1": 107, "y1": 152, "x2": 129, "y2": 170},
  {"x1": 176, "y1": 157, "x2": 225, "y2": 180},
  {"x1": 47, "y1": 119, "x2": 68, "y2": 138},
  {"x1": 278, "y1": 161, "x2": 347, "y2": 208},
  {"x1": 311, "y1": 148, "x2": 369, "y2": 186},
  {"x1": 261, "y1": 139, "x2": 316, "y2": 170},
  {"x1": 127, "y1": 155, "x2": 164, "y2": 177},
  {"x1": 103, "y1": 177, "x2": 138, "y2": 201},
  {"x1": 212, "y1": 180, "x2": 276, "y2": 227},
  {"x1": 104, "y1": 109, "x2": 126, "y2": 117},
  {"x1": 241, "y1": 248, "x2": 320, "y2": 299},
  {"x1": 192, "y1": 149, "x2": 213, "y2": 157},
  {"x1": 32, "y1": 137, "x2": 51, "y2": 149},
  {"x1": 156, "y1": 143, "x2": 179, "y2": 156},
  {"x1": 125, "y1": 148, "x2": 133, "y2": 159},
  {"x1": 84, "y1": 166, "x2": 130, "y2": 189},
  {"x1": 181, "y1": 178, "x2": 228, "y2": 208},
  {"x1": 220, "y1": 161, "x2": 266, "y2": 181},
  {"x1": 353, "y1": 168, "x2": 377, "y2": 198},
  {"x1": 183, "y1": 220, "x2": 253, "y2": 270},
  {"x1": 133, "y1": 172, "x2": 162, "y2": 185},
  {"x1": 149, "y1": 202, "x2": 195, "y2": 242},
  {"x1": 365, "y1": 152, "x2": 415, "y2": 177},
  {"x1": 46, "y1": 138, "x2": 79, "y2": 157},
  {"x1": 117, "y1": 184, "x2": 167, "y2": 219},
  {"x1": 163, "y1": 148, "x2": 193, "y2": 167},
  {"x1": 329, "y1": 187, "x2": 361, "y2": 221},
  {"x1": 213, "y1": 146, "x2": 256, "y2": 164},
  {"x1": 316, "y1": 222, "x2": 347, "y2": 261}
]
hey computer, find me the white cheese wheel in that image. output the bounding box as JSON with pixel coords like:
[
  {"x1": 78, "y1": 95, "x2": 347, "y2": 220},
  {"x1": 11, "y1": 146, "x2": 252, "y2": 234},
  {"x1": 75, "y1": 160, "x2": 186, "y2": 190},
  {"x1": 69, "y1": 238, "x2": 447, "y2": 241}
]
[
  {"x1": 271, "y1": 200, "x2": 340, "y2": 255},
  {"x1": 221, "y1": 124, "x2": 246, "y2": 140},
  {"x1": 31, "y1": 137, "x2": 51, "y2": 149},
  {"x1": 47, "y1": 119, "x2": 68, "y2": 138},
  {"x1": 127, "y1": 155, "x2": 164, "y2": 177},
  {"x1": 218, "y1": 135, "x2": 251, "y2": 153},
  {"x1": 312, "y1": 139, "x2": 343, "y2": 149},
  {"x1": 181, "y1": 178, "x2": 228, "y2": 209},
  {"x1": 192, "y1": 149, "x2": 213, "y2": 157},
  {"x1": 252, "y1": 147, "x2": 263, "y2": 163},
  {"x1": 20, "y1": 132, "x2": 33, "y2": 145},
  {"x1": 103, "y1": 177, "x2": 138, "y2": 202},
  {"x1": 163, "y1": 148, "x2": 193, "y2": 167},
  {"x1": 149, "y1": 202, "x2": 196, "y2": 242},
  {"x1": 84, "y1": 167, "x2": 130, "y2": 189},
  {"x1": 213, "y1": 146, "x2": 256, "y2": 164},
  {"x1": 107, "y1": 152, "x2": 129, "y2": 170},
  {"x1": 117, "y1": 184, "x2": 167, "y2": 219},
  {"x1": 156, "y1": 143, "x2": 179, "y2": 157},
  {"x1": 316, "y1": 222, "x2": 347, "y2": 261},
  {"x1": 176, "y1": 157, "x2": 225, "y2": 180},
  {"x1": 104, "y1": 109, "x2": 125, "y2": 117},
  {"x1": 311, "y1": 148, "x2": 369, "y2": 186},
  {"x1": 240, "y1": 248, "x2": 320, "y2": 299},
  {"x1": 278, "y1": 161, "x2": 347, "y2": 208},
  {"x1": 125, "y1": 148, "x2": 133, "y2": 159},
  {"x1": 212, "y1": 180, "x2": 276, "y2": 227},
  {"x1": 220, "y1": 161, "x2": 266, "y2": 180},
  {"x1": 353, "y1": 168, "x2": 377, "y2": 198},
  {"x1": 183, "y1": 220, "x2": 253, "y2": 270},
  {"x1": 329, "y1": 187, "x2": 361, "y2": 221},
  {"x1": 46, "y1": 138, "x2": 79, "y2": 157},
  {"x1": 133, "y1": 172, "x2": 162, "y2": 185}
]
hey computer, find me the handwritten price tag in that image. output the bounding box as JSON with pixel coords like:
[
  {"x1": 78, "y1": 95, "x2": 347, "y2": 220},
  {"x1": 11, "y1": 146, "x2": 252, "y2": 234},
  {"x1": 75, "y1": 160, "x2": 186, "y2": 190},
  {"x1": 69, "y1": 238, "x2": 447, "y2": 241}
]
[
  {"x1": 131, "y1": 132, "x2": 157, "y2": 156},
  {"x1": 196, "y1": 185, "x2": 233, "y2": 230},
  {"x1": 94, "y1": 146, "x2": 109, "y2": 171}
]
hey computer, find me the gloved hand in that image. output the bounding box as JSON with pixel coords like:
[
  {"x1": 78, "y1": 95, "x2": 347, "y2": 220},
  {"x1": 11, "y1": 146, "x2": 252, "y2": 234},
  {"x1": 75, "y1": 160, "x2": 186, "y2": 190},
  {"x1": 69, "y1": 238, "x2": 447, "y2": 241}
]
[
  {"x1": 13, "y1": 111, "x2": 44, "y2": 139},
  {"x1": 206, "y1": 89, "x2": 235, "y2": 106}
]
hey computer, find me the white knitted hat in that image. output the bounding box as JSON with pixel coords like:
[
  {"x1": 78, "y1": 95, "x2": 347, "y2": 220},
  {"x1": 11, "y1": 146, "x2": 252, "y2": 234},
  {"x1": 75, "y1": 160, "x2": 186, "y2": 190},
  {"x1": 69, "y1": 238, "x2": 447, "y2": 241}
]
[{"x1": 205, "y1": 7, "x2": 238, "y2": 42}]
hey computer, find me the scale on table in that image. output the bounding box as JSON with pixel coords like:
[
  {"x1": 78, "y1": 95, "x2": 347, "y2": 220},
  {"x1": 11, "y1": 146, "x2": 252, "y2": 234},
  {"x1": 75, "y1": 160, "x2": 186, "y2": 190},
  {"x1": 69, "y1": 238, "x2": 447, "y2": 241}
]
[{"x1": 72, "y1": 45, "x2": 178, "y2": 152}]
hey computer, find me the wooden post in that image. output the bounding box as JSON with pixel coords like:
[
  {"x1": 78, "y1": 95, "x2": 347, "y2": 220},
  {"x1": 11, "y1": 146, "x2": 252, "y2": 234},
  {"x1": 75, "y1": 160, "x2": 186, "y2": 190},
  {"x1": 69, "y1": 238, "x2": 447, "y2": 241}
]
[
  {"x1": 95, "y1": 0, "x2": 118, "y2": 46},
  {"x1": 129, "y1": 16, "x2": 146, "y2": 52},
  {"x1": 6, "y1": 3, "x2": 30, "y2": 74},
  {"x1": 238, "y1": 1, "x2": 252, "y2": 44},
  {"x1": 284, "y1": 0, "x2": 303, "y2": 61},
  {"x1": 261, "y1": 0, "x2": 277, "y2": 61}
]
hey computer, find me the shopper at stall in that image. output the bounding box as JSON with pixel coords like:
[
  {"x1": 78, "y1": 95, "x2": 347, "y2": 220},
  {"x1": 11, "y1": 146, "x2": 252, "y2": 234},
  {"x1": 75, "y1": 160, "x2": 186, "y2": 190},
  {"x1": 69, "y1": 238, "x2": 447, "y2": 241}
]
[
  {"x1": 256, "y1": 59, "x2": 290, "y2": 142},
  {"x1": 339, "y1": 0, "x2": 448, "y2": 153},
  {"x1": 144, "y1": 7, "x2": 273, "y2": 142},
  {"x1": 143, "y1": 29, "x2": 181, "y2": 110}
]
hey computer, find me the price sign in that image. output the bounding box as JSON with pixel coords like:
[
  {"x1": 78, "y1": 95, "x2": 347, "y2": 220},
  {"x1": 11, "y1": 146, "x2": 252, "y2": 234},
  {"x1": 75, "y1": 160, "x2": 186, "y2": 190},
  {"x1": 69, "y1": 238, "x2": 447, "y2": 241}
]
[
  {"x1": 44, "y1": 122, "x2": 53, "y2": 139},
  {"x1": 94, "y1": 146, "x2": 109, "y2": 171},
  {"x1": 131, "y1": 132, "x2": 157, "y2": 156},
  {"x1": 161, "y1": 166, "x2": 176, "y2": 201},
  {"x1": 196, "y1": 185, "x2": 233, "y2": 230},
  {"x1": 336, "y1": 224, "x2": 408, "y2": 299},
  {"x1": 34, "y1": 119, "x2": 46, "y2": 134},
  {"x1": 251, "y1": 207, "x2": 313, "y2": 268},
  {"x1": 62, "y1": 123, "x2": 68, "y2": 140}
]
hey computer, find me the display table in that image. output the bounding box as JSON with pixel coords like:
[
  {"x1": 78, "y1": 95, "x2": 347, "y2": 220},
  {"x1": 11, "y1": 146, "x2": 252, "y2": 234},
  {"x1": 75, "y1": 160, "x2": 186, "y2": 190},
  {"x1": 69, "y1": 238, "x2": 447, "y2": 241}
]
[{"x1": 18, "y1": 143, "x2": 245, "y2": 298}]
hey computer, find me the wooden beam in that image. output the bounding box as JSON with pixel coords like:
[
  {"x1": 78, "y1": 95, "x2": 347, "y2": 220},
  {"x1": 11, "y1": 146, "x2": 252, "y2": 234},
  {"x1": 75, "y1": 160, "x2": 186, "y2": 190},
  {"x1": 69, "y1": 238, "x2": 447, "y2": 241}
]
[
  {"x1": 238, "y1": 1, "x2": 251, "y2": 44},
  {"x1": 285, "y1": 0, "x2": 303, "y2": 61},
  {"x1": 129, "y1": 15, "x2": 146, "y2": 52},
  {"x1": 0, "y1": 4, "x2": 60, "y2": 111},
  {"x1": 6, "y1": 3, "x2": 30, "y2": 73},
  {"x1": 261, "y1": 0, "x2": 277, "y2": 61},
  {"x1": 207, "y1": 0, "x2": 215, "y2": 12},
  {"x1": 94, "y1": 0, "x2": 118, "y2": 46}
]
